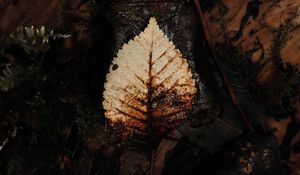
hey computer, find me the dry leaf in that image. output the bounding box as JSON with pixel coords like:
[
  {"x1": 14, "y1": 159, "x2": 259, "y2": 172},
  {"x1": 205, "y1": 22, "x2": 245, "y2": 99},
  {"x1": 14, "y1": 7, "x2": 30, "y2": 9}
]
[
  {"x1": 267, "y1": 117, "x2": 292, "y2": 144},
  {"x1": 119, "y1": 151, "x2": 149, "y2": 175},
  {"x1": 153, "y1": 130, "x2": 181, "y2": 175},
  {"x1": 103, "y1": 17, "x2": 197, "y2": 140},
  {"x1": 290, "y1": 152, "x2": 300, "y2": 175}
]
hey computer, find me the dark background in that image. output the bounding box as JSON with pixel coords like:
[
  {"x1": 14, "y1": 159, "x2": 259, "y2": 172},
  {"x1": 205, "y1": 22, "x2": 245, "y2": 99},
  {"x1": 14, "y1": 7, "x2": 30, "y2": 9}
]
[{"x1": 0, "y1": 0, "x2": 299, "y2": 174}]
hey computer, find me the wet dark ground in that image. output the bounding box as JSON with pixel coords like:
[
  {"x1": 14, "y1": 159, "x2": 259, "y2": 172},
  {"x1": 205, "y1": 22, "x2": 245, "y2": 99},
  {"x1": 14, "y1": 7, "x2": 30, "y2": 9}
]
[{"x1": 0, "y1": 0, "x2": 299, "y2": 174}]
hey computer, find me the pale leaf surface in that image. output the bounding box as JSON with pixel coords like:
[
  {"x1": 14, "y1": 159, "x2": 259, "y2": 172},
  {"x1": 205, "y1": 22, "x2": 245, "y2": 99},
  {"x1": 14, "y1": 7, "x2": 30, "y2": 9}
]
[{"x1": 103, "y1": 17, "x2": 197, "y2": 139}]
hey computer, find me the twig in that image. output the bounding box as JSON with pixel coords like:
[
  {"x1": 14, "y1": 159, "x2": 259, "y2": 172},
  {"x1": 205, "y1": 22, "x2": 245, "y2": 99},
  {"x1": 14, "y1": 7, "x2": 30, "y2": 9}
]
[{"x1": 150, "y1": 149, "x2": 156, "y2": 175}]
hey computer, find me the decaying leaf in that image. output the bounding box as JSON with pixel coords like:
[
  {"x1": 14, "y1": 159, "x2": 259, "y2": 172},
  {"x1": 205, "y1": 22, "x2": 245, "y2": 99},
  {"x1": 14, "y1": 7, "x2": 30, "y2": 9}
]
[
  {"x1": 103, "y1": 17, "x2": 197, "y2": 140},
  {"x1": 267, "y1": 117, "x2": 292, "y2": 145},
  {"x1": 153, "y1": 130, "x2": 181, "y2": 175}
]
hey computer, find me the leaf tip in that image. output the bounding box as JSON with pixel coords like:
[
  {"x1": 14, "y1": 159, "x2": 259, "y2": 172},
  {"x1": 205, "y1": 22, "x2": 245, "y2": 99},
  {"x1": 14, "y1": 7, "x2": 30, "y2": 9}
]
[{"x1": 149, "y1": 17, "x2": 157, "y2": 26}]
